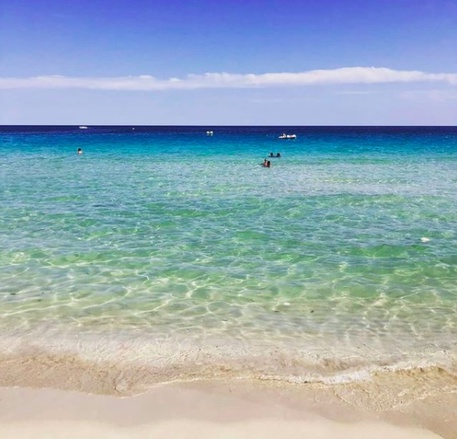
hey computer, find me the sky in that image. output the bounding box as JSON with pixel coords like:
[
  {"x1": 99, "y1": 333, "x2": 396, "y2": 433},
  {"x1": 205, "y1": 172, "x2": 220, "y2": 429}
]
[{"x1": 0, "y1": 0, "x2": 456, "y2": 125}]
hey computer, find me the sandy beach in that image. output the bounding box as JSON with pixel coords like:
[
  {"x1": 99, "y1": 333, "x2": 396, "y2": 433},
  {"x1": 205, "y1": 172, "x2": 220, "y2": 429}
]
[
  {"x1": 1, "y1": 332, "x2": 456, "y2": 439},
  {"x1": 1, "y1": 378, "x2": 456, "y2": 439}
]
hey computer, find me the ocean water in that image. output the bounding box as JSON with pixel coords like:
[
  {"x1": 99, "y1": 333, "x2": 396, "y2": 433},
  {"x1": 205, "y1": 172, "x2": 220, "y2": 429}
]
[{"x1": 1, "y1": 125, "x2": 457, "y2": 393}]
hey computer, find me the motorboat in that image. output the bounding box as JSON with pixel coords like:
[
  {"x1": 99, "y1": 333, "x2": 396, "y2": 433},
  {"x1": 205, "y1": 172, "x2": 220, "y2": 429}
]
[{"x1": 279, "y1": 133, "x2": 296, "y2": 139}]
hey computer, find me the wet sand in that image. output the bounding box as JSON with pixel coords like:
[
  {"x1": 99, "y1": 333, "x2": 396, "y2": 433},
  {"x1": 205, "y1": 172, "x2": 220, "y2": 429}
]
[
  {"x1": 1, "y1": 335, "x2": 457, "y2": 438},
  {"x1": 0, "y1": 379, "x2": 456, "y2": 439}
]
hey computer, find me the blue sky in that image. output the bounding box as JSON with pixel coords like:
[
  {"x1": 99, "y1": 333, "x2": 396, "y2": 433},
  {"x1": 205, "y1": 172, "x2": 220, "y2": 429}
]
[{"x1": 1, "y1": 0, "x2": 456, "y2": 125}]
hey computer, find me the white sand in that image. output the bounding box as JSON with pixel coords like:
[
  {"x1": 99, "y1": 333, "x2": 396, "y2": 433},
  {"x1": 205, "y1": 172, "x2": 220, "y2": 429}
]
[
  {"x1": 0, "y1": 382, "x2": 448, "y2": 439},
  {"x1": 0, "y1": 419, "x2": 443, "y2": 439}
]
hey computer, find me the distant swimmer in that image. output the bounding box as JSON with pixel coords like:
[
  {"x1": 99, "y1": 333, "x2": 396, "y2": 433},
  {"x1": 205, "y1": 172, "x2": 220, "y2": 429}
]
[
  {"x1": 262, "y1": 160, "x2": 271, "y2": 168},
  {"x1": 77, "y1": 148, "x2": 83, "y2": 155}
]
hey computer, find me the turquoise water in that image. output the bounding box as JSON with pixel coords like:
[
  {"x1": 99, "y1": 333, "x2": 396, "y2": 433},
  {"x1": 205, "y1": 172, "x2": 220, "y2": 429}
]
[{"x1": 1, "y1": 126, "x2": 457, "y2": 385}]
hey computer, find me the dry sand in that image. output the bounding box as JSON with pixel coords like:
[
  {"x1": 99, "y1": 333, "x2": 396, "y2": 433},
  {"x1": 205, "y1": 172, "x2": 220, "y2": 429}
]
[{"x1": 0, "y1": 380, "x2": 455, "y2": 439}]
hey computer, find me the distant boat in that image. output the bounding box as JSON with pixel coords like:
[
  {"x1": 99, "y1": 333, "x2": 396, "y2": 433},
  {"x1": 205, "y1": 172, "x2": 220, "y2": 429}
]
[
  {"x1": 206, "y1": 130, "x2": 214, "y2": 136},
  {"x1": 79, "y1": 126, "x2": 88, "y2": 130},
  {"x1": 279, "y1": 133, "x2": 296, "y2": 139}
]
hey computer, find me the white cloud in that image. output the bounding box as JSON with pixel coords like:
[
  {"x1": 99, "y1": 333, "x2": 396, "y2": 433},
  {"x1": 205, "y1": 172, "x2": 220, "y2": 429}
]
[{"x1": 1, "y1": 67, "x2": 456, "y2": 91}]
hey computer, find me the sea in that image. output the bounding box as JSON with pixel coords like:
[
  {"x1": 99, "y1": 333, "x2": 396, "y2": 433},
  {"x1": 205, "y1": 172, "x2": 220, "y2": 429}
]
[{"x1": 1, "y1": 125, "x2": 457, "y2": 396}]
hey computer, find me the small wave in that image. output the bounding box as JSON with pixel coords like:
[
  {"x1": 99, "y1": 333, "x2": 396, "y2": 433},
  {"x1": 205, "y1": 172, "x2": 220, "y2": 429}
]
[{"x1": 1, "y1": 330, "x2": 456, "y2": 407}]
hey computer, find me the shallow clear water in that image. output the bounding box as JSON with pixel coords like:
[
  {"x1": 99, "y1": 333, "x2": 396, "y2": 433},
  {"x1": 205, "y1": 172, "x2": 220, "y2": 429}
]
[{"x1": 1, "y1": 126, "x2": 457, "y2": 377}]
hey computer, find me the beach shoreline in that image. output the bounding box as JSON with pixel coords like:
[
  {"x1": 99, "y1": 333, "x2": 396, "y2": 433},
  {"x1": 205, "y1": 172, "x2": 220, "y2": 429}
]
[
  {"x1": 1, "y1": 332, "x2": 456, "y2": 439},
  {"x1": 0, "y1": 379, "x2": 456, "y2": 439},
  {"x1": 2, "y1": 126, "x2": 457, "y2": 438}
]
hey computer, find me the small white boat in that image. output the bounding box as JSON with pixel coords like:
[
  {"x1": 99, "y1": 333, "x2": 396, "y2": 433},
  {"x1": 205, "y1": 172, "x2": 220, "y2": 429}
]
[
  {"x1": 206, "y1": 130, "x2": 214, "y2": 136},
  {"x1": 79, "y1": 126, "x2": 88, "y2": 130},
  {"x1": 279, "y1": 133, "x2": 296, "y2": 139}
]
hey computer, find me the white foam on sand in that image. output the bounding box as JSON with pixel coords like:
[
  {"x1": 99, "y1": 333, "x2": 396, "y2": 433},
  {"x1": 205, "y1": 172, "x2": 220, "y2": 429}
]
[{"x1": 0, "y1": 382, "x2": 447, "y2": 439}]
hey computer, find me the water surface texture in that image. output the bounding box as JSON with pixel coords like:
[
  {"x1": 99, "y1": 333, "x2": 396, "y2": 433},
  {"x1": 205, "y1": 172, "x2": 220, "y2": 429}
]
[{"x1": 1, "y1": 126, "x2": 457, "y2": 389}]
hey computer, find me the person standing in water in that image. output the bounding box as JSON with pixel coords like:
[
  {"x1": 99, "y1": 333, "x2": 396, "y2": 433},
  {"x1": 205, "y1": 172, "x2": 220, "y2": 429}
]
[{"x1": 77, "y1": 148, "x2": 83, "y2": 155}]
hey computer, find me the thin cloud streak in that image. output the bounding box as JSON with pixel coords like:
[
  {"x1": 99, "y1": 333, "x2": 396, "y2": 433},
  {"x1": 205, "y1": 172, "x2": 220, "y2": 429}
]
[{"x1": 1, "y1": 67, "x2": 457, "y2": 91}]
